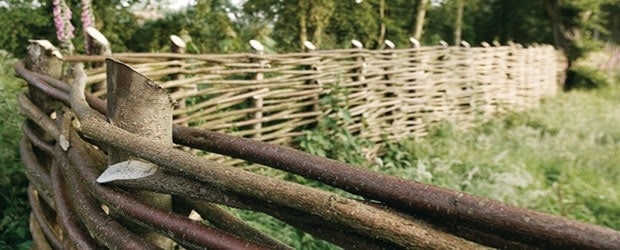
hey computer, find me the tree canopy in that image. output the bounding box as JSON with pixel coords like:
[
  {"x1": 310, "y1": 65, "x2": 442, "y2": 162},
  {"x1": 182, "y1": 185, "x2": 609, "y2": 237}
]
[{"x1": 0, "y1": 0, "x2": 618, "y2": 61}]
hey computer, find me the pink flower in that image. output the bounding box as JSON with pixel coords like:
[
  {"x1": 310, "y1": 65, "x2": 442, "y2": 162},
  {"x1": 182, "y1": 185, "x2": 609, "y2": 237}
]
[
  {"x1": 81, "y1": 0, "x2": 94, "y2": 29},
  {"x1": 53, "y1": 0, "x2": 75, "y2": 42}
]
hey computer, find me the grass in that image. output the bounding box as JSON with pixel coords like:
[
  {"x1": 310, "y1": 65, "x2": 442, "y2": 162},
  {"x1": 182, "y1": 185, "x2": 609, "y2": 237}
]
[
  {"x1": 315, "y1": 81, "x2": 620, "y2": 230},
  {"x1": 0, "y1": 51, "x2": 31, "y2": 249},
  {"x1": 266, "y1": 77, "x2": 620, "y2": 247},
  {"x1": 374, "y1": 88, "x2": 620, "y2": 229}
]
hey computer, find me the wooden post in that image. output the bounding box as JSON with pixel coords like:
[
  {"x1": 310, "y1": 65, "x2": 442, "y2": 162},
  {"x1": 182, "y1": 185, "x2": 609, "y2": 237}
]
[
  {"x1": 409, "y1": 37, "x2": 423, "y2": 71},
  {"x1": 169, "y1": 35, "x2": 194, "y2": 127},
  {"x1": 456, "y1": 40, "x2": 475, "y2": 127},
  {"x1": 409, "y1": 37, "x2": 423, "y2": 72},
  {"x1": 170, "y1": 35, "x2": 186, "y2": 54},
  {"x1": 383, "y1": 39, "x2": 395, "y2": 81},
  {"x1": 382, "y1": 39, "x2": 401, "y2": 140},
  {"x1": 25, "y1": 40, "x2": 63, "y2": 115},
  {"x1": 303, "y1": 41, "x2": 321, "y2": 115},
  {"x1": 409, "y1": 37, "x2": 420, "y2": 49},
  {"x1": 250, "y1": 40, "x2": 265, "y2": 140},
  {"x1": 85, "y1": 27, "x2": 111, "y2": 58},
  {"x1": 351, "y1": 39, "x2": 365, "y2": 83},
  {"x1": 105, "y1": 58, "x2": 174, "y2": 249},
  {"x1": 24, "y1": 39, "x2": 63, "y2": 250},
  {"x1": 86, "y1": 27, "x2": 111, "y2": 92},
  {"x1": 406, "y1": 37, "x2": 428, "y2": 137},
  {"x1": 304, "y1": 40, "x2": 316, "y2": 52}
]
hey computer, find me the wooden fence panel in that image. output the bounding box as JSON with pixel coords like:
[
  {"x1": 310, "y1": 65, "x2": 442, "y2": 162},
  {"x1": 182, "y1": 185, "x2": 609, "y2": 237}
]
[{"x1": 61, "y1": 44, "x2": 563, "y2": 158}]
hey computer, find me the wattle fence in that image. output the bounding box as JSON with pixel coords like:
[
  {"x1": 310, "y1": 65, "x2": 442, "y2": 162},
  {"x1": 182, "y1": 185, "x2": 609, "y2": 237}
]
[
  {"x1": 16, "y1": 38, "x2": 620, "y2": 249},
  {"x1": 67, "y1": 41, "x2": 563, "y2": 162}
]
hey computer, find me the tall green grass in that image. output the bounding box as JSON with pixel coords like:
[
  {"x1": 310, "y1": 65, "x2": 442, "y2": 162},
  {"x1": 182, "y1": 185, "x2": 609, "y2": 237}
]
[
  {"x1": 0, "y1": 52, "x2": 30, "y2": 249},
  {"x1": 301, "y1": 81, "x2": 620, "y2": 231}
]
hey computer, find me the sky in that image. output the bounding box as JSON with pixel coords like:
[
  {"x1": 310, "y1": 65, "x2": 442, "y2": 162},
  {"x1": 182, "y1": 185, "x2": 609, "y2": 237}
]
[
  {"x1": 168, "y1": 0, "x2": 194, "y2": 10},
  {"x1": 167, "y1": 0, "x2": 245, "y2": 10}
]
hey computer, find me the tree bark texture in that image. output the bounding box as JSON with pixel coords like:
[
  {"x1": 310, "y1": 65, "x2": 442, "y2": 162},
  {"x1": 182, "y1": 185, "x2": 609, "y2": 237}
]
[
  {"x1": 413, "y1": 0, "x2": 428, "y2": 40},
  {"x1": 105, "y1": 58, "x2": 175, "y2": 249},
  {"x1": 454, "y1": 0, "x2": 464, "y2": 45}
]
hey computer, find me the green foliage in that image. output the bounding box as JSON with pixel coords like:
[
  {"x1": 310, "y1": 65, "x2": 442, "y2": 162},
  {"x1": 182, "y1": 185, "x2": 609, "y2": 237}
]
[
  {"x1": 0, "y1": 0, "x2": 141, "y2": 56},
  {"x1": 298, "y1": 80, "x2": 620, "y2": 231},
  {"x1": 88, "y1": 1, "x2": 141, "y2": 53},
  {"x1": 423, "y1": 0, "x2": 481, "y2": 45},
  {"x1": 228, "y1": 208, "x2": 338, "y2": 250},
  {"x1": 471, "y1": 0, "x2": 552, "y2": 45},
  {"x1": 565, "y1": 65, "x2": 611, "y2": 90},
  {"x1": 325, "y1": 0, "x2": 380, "y2": 48},
  {"x1": 297, "y1": 90, "x2": 370, "y2": 167},
  {"x1": 129, "y1": 0, "x2": 251, "y2": 53},
  {"x1": 0, "y1": 53, "x2": 31, "y2": 248},
  {"x1": 0, "y1": 2, "x2": 56, "y2": 57}
]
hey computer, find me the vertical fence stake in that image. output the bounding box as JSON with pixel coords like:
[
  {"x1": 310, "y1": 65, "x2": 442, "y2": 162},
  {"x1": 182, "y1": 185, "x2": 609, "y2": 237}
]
[
  {"x1": 26, "y1": 40, "x2": 63, "y2": 115},
  {"x1": 24, "y1": 41, "x2": 63, "y2": 244},
  {"x1": 169, "y1": 35, "x2": 192, "y2": 127},
  {"x1": 303, "y1": 41, "x2": 322, "y2": 119},
  {"x1": 105, "y1": 58, "x2": 175, "y2": 249},
  {"x1": 85, "y1": 27, "x2": 111, "y2": 92},
  {"x1": 381, "y1": 39, "x2": 399, "y2": 142},
  {"x1": 250, "y1": 40, "x2": 265, "y2": 140}
]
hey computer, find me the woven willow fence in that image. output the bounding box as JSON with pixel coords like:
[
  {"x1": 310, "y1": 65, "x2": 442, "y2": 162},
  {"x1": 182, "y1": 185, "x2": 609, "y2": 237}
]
[
  {"x1": 17, "y1": 39, "x2": 620, "y2": 249},
  {"x1": 65, "y1": 42, "x2": 562, "y2": 163},
  {"x1": 93, "y1": 44, "x2": 559, "y2": 138}
]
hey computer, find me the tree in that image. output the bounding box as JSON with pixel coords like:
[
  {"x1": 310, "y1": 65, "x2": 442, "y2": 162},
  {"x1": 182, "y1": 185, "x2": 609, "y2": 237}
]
[
  {"x1": 86, "y1": 0, "x2": 141, "y2": 52},
  {"x1": 128, "y1": 0, "x2": 245, "y2": 53},
  {"x1": 413, "y1": 0, "x2": 429, "y2": 40},
  {"x1": 453, "y1": 0, "x2": 464, "y2": 45},
  {"x1": 472, "y1": 0, "x2": 552, "y2": 45},
  {"x1": 0, "y1": 1, "x2": 56, "y2": 57},
  {"x1": 377, "y1": 0, "x2": 386, "y2": 47},
  {"x1": 243, "y1": 0, "x2": 335, "y2": 51},
  {"x1": 423, "y1": 0, "x2": 479, "y2": 45},
  {"x1": 326, "y1": 0, "x2": 380, "y2": 48},
  {"x1": 0, "y1": 0, "x2": 143, "y2": 56},
  {"x1": 542, "y1": 0, "x2": 618, "y2": 63}
]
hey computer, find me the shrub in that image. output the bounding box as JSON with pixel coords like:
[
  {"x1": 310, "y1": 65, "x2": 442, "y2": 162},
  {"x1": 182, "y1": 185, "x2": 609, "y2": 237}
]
[
  {"x1": 0, "y1": 53, "x2": 31, "y2": 248},
  {"x1": 564, "y1": 65, "x2": 610, "y2": 90}
]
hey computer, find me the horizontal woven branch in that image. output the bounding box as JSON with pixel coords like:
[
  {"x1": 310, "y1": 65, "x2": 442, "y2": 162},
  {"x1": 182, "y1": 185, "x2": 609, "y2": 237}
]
[{"x1": 65, "y1": 45, "x2": 562, "y2": 152}]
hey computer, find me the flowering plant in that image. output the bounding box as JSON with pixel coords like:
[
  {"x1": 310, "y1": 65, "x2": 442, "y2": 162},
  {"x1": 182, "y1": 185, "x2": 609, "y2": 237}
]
[{"x1": 52, "y1": 0, "x2": 75, "y2": 43}]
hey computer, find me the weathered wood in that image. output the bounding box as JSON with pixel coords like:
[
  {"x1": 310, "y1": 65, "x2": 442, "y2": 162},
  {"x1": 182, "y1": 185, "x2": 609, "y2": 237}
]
[
  {"x1": 85, "y1": 27, "x2": 111, "y2": 58},
  {"x1": 168, "y1": 35, "x2": 194, "y2": 127},
  {"x1": 250, "y1": 40, "x2": 265, "y2": 139},
  {"x1": 172, "y1": 126, "x2": 620, "y2": 249},
  {"x1": 86, "y1": 27, "x2": 111, "y2": 92},
  {"x1": 105, "y1": 58, "x2": 175, "y2": 248},
  {"x1": 25, "y1": 40, "x2": 63, "y2": 115},
  {"x1": 23, "y1": 40, "x2": 63, "y2": 246},
  {"x1": 29, "y1": 209, "x2": 53, "y2": 250},
  {"x1": 70, "y1": 70, "x2": 483, "y2": 249}
]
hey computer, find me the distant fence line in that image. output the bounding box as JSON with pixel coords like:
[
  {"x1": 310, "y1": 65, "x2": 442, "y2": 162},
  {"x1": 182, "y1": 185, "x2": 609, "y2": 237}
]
[{"x1": 64, "y1": 42, "x2": 564, "y2": 156}]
